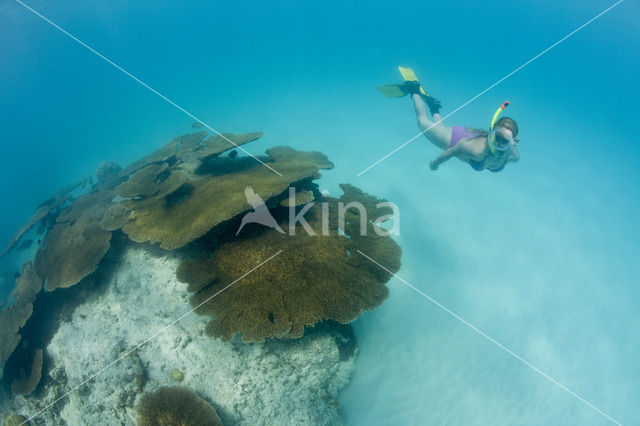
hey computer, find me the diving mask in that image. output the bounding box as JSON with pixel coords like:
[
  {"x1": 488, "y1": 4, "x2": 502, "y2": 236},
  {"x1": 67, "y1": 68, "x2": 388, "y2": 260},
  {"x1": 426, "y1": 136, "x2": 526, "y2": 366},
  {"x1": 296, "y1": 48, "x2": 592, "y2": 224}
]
[{"x1": 487, "y1": 127, "x2": 514, "y2": 153}]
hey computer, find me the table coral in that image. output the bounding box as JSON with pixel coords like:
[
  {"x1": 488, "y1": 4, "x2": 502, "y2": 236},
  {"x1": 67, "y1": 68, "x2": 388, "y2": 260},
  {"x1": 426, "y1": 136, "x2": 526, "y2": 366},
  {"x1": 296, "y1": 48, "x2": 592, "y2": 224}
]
[
  {"x1": 137, "y1": 386, "x2": 223, "y2": 426},
  {"x1": 0, "y1": 262, "x2": 42, "y2": 378},
  {"x1": 179, "y1": 185, "x2": 401, "y2": 342},
  {"x1": 11, "y1": 348, "x2": 42, "y2": 396},
  {"x1": 34, "y1": 191, "x2": 114, "y2": 291},
  {"x1": 121, "y1": 146, "x2": 333, "y2": 250},
  {"x1": 0, "y1": 178, "x2": 85, "y2": 260}
]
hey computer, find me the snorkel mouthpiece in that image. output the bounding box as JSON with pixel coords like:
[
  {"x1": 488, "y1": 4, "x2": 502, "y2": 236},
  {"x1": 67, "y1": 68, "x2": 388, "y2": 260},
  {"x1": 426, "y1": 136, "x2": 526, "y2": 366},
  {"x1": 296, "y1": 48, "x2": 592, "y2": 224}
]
[{"x1": 488, "y1": 129, "x2": 513, "y2": 155}]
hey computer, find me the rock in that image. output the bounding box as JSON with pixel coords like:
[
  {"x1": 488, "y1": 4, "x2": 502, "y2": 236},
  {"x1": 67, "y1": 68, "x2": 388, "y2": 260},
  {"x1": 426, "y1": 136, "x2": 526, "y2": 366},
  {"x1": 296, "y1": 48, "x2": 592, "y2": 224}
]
[{"x1": 40, "y1": 246, "x2": 355, "y2": 425}]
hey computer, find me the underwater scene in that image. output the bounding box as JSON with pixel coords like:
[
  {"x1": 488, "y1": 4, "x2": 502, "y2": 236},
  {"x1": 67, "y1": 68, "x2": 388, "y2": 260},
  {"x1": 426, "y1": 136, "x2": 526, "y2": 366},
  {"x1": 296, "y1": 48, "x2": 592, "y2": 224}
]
[{"x1": 1, "y1": 0, "x2": 638, "y2": 425}]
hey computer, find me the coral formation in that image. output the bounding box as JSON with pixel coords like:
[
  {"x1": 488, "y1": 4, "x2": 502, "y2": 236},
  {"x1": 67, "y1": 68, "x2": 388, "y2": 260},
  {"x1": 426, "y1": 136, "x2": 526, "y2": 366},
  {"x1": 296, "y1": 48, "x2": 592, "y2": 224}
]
[
  {"x1": 4, "y1": 414, "x2": 28, "y2": 426},
  {"x1": 34, "y1": 191, "x2": 114, "y2": 291},
  {"x1": 121, "y1": 146, "x2": 333, "y2": 250},
  {"x1": 179, "y1": 185, "x2": 401, "y2": 342},
  {"x1": 11, "y1": 348, "x2": 42, "y2": 396},
  {"x1": 118, "y1": 131, "x2": 262, "y2": 179},
  {"x1": 176, "y1": 254, "x2": 218, "y2": 294},
  {"x1": 9, "y1": 262, "x2": 42, "y2": 303},
  {"x1": 95, "y1": 161, "x2": 122, "y2": 187},
  {"x1": 117, "y1": 131, "x2": 208, "y2": 178},
  {"x1": 0, "y1": 178, "x2": 85, "y2": 259},
  {"x1": 100, "y1": 204, "x2": 132, "y2": 232},
  {"x1": 136, "y1": 386, "x2": 223, "y2": 426},
  {"x1": 0, "y1": 127, "x2": 402, "y2": 424},
  {"x1": 115, "y1": 163, "x2": 171, "y2": 198},
  {"x1": 280, "y1": 189, "x2": 314, "y2": 207},
  {"x1": 114, "y1": 164, "x2": 190, "y2": 201},
  {"x1": 32, "y1": 245, "x2": 354, "y2": 425},
  {"x1": 0, "y1": 262, "x2": 42, "y2": 377}
]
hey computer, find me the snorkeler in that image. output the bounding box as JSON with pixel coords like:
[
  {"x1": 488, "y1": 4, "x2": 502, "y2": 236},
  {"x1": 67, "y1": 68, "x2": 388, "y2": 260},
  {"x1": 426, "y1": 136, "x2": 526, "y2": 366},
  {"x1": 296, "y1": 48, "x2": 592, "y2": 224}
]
[{"x1": 378, "y1": 67, "x2": 520, "y2": 172}]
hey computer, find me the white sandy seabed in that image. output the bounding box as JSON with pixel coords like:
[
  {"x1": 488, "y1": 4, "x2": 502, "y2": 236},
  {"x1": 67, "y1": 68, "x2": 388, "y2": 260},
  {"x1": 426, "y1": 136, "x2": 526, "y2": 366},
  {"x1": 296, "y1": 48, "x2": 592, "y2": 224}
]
[{"x1": 1, "y1": 245, "x2": 356, "y2": 425}]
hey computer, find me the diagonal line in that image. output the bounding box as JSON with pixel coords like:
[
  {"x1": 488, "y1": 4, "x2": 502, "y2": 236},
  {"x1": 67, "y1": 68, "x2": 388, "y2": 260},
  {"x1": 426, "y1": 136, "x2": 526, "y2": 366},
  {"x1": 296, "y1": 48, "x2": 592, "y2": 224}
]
[
  {"x1": 356, "y1": 250, "x2": 622, "y2": 425},
  {"x1": 13, "y1": 0, "x2": 283, "y2": 177},
  {"x1": 357, "y1": 0, "x2": 625, "y2": 176},
  {"x1": 23, "y1": 249, "x2": 283, "y2": 425}
]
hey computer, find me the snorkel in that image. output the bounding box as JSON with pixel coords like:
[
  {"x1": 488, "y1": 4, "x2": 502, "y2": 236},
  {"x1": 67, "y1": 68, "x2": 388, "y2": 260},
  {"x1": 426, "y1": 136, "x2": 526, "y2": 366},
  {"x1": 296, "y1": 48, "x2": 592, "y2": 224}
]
[{"x1": 488, "y1": 101, "x2": 513, "y2": 155}]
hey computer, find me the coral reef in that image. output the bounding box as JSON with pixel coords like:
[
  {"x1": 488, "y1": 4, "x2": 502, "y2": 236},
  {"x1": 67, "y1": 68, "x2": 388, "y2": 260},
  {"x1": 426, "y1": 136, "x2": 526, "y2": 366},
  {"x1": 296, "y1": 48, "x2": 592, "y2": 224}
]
[
  {"x1": 179, "y1": 185, "x2": 401, "y2": 342},
  {"x1": 120, "y1": 146, "x2": 334, "y2": 250},
  {"x1": 114, "y1": 164, "x2": 190, "y2": 201},
  {"x1": 117, "y1": 131, "x2": 208, "y2": 178},
  {"x1": 4, "y1": 414, "x2": 28, "y2": 426},
  {"x1": 33, "y1": 191, "x2": 114, "y2": 291},
  {"x1": 0, "y1": 262, "x2": 42, "y2": 378},
  {"x1": 0, "y1": 128, "x2": 401, "y2": 424},
  {"x1": 100, "y1": 204, "x2": 133, "y2": 232},
  {"x1": 0, "y1": 178, "x2": 85, "y2": 260},
  {"x1": 117, "y1": 131, "x2": 262, "y2": 179},
  {"x1": 19, "y1": 246, "x2": 354, "y2": 425},
  {"x1": 95, "y1": 161, "x2": 123, "y2": 187},
  {"x1": 136, "y1": 386, "x2": 223, "y2": 426},
  {"x1": 281, "y1": 189, "x2": 314, "y2": 207},
  {"x1": 116, "y1": 163, "x2": 172, "y2": 198},
  {"x1": 11, "y1": 348, "x2": 42, "y2": 396}
]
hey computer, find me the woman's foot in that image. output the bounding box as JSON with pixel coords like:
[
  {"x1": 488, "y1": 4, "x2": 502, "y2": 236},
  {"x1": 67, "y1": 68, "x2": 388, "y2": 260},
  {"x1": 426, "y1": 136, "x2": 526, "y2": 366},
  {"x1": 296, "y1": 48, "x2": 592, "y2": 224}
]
[
  {"x1": 404, "y1": 81, "x2": 442, "y2": 115},
  {"x1": 423, "y1": 95, "x2": 442, "y2": 115}
]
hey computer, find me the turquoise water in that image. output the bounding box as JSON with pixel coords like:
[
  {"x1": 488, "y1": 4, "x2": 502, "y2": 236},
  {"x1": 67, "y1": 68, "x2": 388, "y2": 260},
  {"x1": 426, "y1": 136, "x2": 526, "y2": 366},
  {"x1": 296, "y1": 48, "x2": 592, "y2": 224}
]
[{"x1": 1, "y1": 0, "x2": 639, "y2": 424}]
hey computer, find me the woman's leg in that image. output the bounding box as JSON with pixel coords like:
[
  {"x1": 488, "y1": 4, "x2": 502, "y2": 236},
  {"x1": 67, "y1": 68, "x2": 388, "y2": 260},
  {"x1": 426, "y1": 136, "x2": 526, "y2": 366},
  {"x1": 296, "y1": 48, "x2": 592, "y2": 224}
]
[{"x1": 412, "y1": 94, "x2": 452, "y2": 151}]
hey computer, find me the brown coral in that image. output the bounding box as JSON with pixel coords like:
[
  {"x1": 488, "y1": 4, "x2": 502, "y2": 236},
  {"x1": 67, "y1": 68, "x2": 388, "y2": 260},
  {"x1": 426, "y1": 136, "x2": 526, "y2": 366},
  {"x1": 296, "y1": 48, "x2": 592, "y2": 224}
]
[
  {"x1": 11, "y1": 348, "x2": 43, "y2": 396},
  {"x1": 100, "y1": 204, "x2": 132, "y2": 232},
  {"x1": 0, "y1": 262, "x2": 42, "y2": 377},
  {"x1": 95, "y1": 161, "x2": 123, "y2": 187},
  {"x1": 121, "y1": 146, "x2": 333, "y2": 250},
  {"x1": 115, "y1": 163, "x2": 171, "y2": 198},
  {"x1": 34, "y1": 191, "x2": 114, "y2": 291},
  {"x1": 178, "y1": 185, "x2": 401, "y2": 342},
  {"x1": 117, "y1": 131, "x2": 208, "y2": 178},
  {"x1": 118, "y1": 131, "x2": 262, "y2": 179},
  {"x1": 0, "y1": 178, "x2": 86, "y2": 260},
  {"x1": 115, "y1": 164, "x2": 190, "y2": 200},
  {"x1": 136, "y1": 386, "x2": 223, "y2": 426},
  {"x1": 4, "y1": 414, "x2": 29, "y2": 426},
  {"x1": 25, "y1": 131, "x2": 271, "y2": 289}
]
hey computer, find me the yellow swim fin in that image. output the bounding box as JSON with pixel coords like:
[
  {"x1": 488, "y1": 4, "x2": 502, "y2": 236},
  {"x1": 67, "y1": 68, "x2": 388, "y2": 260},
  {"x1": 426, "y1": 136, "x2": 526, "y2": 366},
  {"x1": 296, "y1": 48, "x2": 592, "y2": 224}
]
[
  {"x1": 398, "y1": 66, "x2": 427, "y2": 96},
  {"x1": 398, "y1": 66, "x2": 419, "y2": 81}
]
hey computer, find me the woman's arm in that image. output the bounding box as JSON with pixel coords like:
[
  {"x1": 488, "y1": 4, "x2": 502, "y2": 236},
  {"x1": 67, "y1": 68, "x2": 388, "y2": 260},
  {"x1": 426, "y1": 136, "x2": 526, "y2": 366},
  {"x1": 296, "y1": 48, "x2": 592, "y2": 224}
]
[
  {"x1": 430, "y1": 138, "x2": 484, "y2": 170},
  {"x1": 430, "y1": 144, "x2": 460, "y2": 170}
]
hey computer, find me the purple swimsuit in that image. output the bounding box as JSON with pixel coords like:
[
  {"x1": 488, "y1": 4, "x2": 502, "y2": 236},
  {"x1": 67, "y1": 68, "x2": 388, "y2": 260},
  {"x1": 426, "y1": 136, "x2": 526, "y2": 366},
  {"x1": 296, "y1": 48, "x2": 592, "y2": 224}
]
[{"x1": 449, "y1": 126, "x2": 506, "y2": 173}]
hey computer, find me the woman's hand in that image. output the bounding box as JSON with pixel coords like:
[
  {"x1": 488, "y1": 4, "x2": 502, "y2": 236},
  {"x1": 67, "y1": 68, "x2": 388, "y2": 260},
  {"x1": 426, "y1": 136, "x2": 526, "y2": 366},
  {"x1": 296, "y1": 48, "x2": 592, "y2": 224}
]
[{"x1": 429, "y1": 160, "x2": 439, "y2": 171}]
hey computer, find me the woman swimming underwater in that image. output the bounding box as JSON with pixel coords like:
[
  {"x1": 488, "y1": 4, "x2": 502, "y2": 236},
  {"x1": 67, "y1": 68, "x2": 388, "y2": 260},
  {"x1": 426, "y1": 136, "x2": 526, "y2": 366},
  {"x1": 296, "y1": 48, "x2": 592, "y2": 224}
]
[{"x1": 379, "y1": 67, "x2": 520, "y2": 172}]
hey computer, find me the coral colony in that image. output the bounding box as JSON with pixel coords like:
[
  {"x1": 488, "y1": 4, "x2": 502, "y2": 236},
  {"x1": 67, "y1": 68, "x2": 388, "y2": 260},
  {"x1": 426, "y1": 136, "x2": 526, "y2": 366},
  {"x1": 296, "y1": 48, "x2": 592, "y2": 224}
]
[{"x1": 0, "y1": 130, "x2": 401, "y2": 424}]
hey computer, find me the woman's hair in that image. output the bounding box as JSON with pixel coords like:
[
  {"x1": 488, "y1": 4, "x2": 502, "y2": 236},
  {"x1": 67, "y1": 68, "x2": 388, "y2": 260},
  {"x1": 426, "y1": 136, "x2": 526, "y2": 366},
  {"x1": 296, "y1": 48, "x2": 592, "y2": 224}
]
[
  {"x1": 464, "y1": 116, "x2": 519, "y2": 140},
  {"x1": 495, "y1": 116, "x2": 519, "y2": 137}
]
